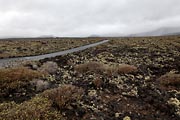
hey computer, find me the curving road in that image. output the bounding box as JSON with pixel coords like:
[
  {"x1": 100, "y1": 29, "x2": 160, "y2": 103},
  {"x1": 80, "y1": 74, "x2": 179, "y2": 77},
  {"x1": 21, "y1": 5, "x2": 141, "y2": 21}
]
[{"x1": 0, "y1": 40, "x2": 109, "y2": 68}]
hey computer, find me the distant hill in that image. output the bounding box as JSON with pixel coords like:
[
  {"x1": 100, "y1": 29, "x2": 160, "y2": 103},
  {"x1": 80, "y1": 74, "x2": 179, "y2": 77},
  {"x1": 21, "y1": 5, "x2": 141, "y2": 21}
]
[
  {"x1": 88, "y1": 34, "x2": 101, "y2": 38},
  {"x1": 131, "y1": 27, "x2": 180, "y2": 37},
  {"x1": 37, "y1": 35, "x2": 55, "y2": 38},
  {"x1": 88, "y1": 27, "x2": 180, "y2": 37},
  {"x1": 1, "y1": 27, "x2": 180, "y2": 39},
  {"x1": 0, "y1": 35, "x2": 56, "y2": 39}
]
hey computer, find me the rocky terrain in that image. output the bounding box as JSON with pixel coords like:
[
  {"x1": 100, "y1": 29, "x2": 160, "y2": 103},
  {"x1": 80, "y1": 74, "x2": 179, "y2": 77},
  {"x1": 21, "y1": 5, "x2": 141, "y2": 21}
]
[
  {"x1": 0, "y1": 38, "x2": 102, "y2": 58},
  {"x1": 0, "y1": 36, "x2": 180, "y2": 120}
]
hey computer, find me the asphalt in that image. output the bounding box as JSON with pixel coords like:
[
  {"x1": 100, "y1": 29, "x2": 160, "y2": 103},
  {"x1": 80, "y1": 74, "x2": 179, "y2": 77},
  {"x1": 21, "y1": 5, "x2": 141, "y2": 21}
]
[{"x1": 0, "y1": 40, "x2": 109, "y2": 68}]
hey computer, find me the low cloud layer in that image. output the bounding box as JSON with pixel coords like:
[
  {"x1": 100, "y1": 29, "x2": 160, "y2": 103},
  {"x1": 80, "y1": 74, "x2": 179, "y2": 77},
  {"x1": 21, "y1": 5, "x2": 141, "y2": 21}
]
[{"x1": 0, "y1": 0, "x2": 180, "y2": 37}]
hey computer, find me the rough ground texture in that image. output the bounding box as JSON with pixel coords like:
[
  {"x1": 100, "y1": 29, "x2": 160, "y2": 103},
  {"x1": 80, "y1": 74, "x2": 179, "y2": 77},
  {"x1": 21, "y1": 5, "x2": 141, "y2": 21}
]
[
  {"x1": 0, "y1": 36, "x2": 180, "y2": 120},
  {"x1": 0, "y1": 38, "x2": 102, "y2": 58}
]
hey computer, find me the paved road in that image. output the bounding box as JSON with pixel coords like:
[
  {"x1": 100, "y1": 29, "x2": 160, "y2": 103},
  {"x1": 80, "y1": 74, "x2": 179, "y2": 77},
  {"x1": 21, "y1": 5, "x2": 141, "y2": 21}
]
[{"x1": 0, "y1": 40, "x2": 109, "y2": 68}]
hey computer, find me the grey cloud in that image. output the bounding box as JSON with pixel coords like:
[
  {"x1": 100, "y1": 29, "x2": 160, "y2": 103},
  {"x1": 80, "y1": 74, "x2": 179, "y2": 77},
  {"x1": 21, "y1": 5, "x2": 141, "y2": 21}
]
[{"x1": 0, "y1": 0, "x2": 180, "y2": 37}]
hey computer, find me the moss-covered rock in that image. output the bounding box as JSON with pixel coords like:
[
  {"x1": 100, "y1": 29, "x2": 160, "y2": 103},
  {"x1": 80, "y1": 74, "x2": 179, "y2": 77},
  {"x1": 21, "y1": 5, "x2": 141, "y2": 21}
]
[{"x1": 0, "y1": 96, "x2": 64, "y2": 120}]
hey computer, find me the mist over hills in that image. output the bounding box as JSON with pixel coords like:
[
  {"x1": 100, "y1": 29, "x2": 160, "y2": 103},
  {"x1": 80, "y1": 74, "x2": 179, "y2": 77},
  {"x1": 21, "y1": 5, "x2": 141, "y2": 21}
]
[
  {"x1": 130, "y1": 27, "x2": 180, "y2": 37},
  {"x1": 1, "y1": 27, "x2": 180, "y2": 39},
  {"x1": 88, "y1": 27, "x2": 180, "y2": 37}
]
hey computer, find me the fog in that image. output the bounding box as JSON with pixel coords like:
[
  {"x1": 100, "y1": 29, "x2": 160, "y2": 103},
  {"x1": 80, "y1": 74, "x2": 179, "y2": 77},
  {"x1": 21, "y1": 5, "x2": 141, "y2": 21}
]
[{"x1": 0, "y1": 0, "x2": 180, "y2": 37}]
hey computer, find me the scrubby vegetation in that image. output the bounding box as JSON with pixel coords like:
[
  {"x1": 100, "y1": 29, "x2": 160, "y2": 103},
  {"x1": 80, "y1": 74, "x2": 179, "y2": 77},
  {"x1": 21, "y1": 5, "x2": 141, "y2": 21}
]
[
  {"x1": 74, "y1": 61, "x2": 105, "y2": 74},
  {"x1": 0, "y1": 67, "x2": 44, "y2": 98},
  {"x1": 0, "y1": 36, "x2": 180, "y2": 119},
  {"x1": 42, "y1": 85, "x2": 84, "y2": 110},
  {"x1": 0, "y1": 85, "x2": 84, "y2": 120},
  {"x1": 158, "y1": 73, "x2": 180, "y2": 86},
  {"x1": 0, "y1": 38, "x2": 102, "y2": 58},
  {"x1": 0, "y1": 96, "x2": 64, "y2": 120},
  {"x1": 75, "y1": 61, "x2": 137, "y2": 75}
]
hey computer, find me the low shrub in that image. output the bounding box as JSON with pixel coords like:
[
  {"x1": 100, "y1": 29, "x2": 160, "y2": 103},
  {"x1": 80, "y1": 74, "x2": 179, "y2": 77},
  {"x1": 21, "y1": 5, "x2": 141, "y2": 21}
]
[
  {"x1": 105, "y1": 64, "x2": 137, "y2": 76},
  {"x1": 118, "y1": 64, "x2": 137, "y2": 73},
  {"x1": 75, "y1": 62, "x2": 137, "y2": 76},
  {"x1": 42, "y1": 85, "x2": 84, "y2": 109},
  {"x1": 74, "y1": 61, "x2": 105, "y2": 74},
  {"x1": 0, "y1": 67, "x2": 43, "y2": 96},
  {"x1": 158, "y1": 73, "x2": 180, "y2": 86}
]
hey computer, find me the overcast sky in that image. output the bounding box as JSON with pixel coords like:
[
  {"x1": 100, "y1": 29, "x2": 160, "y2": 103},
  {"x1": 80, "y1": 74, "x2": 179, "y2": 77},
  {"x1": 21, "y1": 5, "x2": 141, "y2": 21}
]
[{"x1": 0, "y1": 0, "x2": 180, "y2": 37}]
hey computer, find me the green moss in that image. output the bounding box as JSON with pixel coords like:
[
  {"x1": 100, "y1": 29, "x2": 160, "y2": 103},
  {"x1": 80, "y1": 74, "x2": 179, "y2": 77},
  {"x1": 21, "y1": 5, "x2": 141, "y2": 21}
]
[{"x1": 0, "y1": 96, "x2": 64, "y2": 120}]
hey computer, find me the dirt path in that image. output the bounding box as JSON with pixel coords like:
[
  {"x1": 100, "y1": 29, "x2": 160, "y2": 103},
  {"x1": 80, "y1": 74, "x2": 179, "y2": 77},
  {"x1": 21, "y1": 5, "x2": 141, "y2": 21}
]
[{"x1": 0, "y1": 40, "x2": 109, "y2": 68}]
